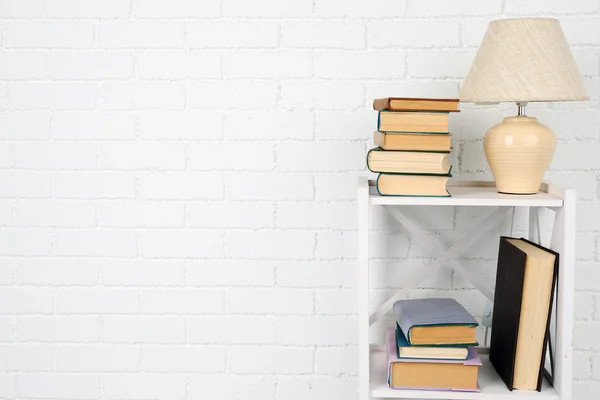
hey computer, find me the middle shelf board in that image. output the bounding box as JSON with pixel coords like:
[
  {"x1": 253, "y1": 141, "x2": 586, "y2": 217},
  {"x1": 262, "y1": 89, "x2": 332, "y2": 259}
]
[
  {"x1": 368, "y1": 186, "x2": 563, "y2": 207},
  {"x1": 370, "y1": 349, "x2": 558, "y2": 400}
]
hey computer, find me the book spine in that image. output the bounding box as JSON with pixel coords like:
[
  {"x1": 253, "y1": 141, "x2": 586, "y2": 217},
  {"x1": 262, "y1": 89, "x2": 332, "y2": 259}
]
[
  {"x1": 373, "y1": 131, "x2": 384, "y2": 149},
  {"x1": 373, "y1": 98, "x2": 391, "y2": 111},
  {"x1": 366, "y1": 148, "x2": 379, "y2": 173},
  {"x1": 394, "y1": 304, "x2": 416, "y2": 345}
]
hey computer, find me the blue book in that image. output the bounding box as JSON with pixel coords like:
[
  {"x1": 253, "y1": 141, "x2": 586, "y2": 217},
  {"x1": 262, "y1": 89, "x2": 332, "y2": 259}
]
[
  {"x1": 396, "y1": 325, "x2": 469, "y2": 360},
  {"x1": 393, "y1": 298, "x2": 479, "y2": 346}
]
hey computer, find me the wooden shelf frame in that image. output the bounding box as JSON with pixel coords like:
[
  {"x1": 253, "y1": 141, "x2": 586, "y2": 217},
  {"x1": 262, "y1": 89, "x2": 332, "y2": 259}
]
[{"x1": 357, "y1": 178, "x2": 576, "y2": 400}]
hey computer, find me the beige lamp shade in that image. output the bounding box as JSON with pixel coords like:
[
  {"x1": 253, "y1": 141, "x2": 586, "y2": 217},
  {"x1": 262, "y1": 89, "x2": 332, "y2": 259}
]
[{"x1": 459, "y1": 18, "x2": 588, "y2": 103}]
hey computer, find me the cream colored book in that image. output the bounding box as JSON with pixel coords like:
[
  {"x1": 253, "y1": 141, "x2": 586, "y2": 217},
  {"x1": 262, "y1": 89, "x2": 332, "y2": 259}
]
[
  {"x1": 377, "y1": 111, "x2": 449, "y2": 133},
  {"x1": 374, "y1": 131, "x2": 452, "y2": 151},
  {"x1": 377, "y1": 174, "x2": 450, "y2": 197},
  {"x1": 390, "y1": 360, "x2": 480, "y2": 391},
  {"x1": 367, "y1": 148, "x2": 451, "y2": 175},
  {"x1": 509, "y1": 239, "x2": 557, "y2": 390}
]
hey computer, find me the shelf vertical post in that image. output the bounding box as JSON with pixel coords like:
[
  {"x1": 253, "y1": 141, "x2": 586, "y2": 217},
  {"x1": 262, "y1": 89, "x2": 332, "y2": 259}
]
[
  {"x1": 358, "y1": 177, "x2": 370, "y2": 400},
  {"x1": 529, "y1": 206, "x2": 540, "y2": 243},
  {"x1": 550, "y1": 188, "x2": 576, "y2": 400}
]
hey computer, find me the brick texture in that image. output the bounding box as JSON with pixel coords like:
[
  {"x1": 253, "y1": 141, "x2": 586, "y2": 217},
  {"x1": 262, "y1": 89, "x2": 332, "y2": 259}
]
[{"x1": 0, "y1": 2, "x2": 599, "y2": 399}]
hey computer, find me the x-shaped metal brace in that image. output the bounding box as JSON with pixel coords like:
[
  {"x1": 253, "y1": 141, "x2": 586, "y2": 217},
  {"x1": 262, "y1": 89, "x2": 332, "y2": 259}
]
[{"x1": 369, "y1": 206, "x2": 513, "y2": 326}]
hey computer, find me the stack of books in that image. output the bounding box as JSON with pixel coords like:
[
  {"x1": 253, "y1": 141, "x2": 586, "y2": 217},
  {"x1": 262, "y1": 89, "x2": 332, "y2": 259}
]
[
  {"x1": 387, "y1": 298, "x2": 481, "y2": 392},
  {"x1": 367, "y1": 97, "x2": 459, "y2": 197}
]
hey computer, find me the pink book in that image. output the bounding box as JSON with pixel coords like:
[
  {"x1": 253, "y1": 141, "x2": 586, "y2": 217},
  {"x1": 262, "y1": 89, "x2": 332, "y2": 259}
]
[{"x1": 386, "y1": 327, "x2": 482, "y2": 392}]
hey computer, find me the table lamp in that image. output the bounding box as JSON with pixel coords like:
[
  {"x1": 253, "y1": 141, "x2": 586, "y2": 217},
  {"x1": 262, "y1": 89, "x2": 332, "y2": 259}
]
[{"x1": 459, "y1": 18, "x2": 588, "y2": 194}]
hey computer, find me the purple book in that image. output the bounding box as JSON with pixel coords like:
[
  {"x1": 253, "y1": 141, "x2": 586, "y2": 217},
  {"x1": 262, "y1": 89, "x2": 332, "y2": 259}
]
[
  {"x1": 393, "y1": 298, "x2": 479, "y2": 345},
  {"x1": 386, "y1": 328, "x2": 482, "y2": 392}
]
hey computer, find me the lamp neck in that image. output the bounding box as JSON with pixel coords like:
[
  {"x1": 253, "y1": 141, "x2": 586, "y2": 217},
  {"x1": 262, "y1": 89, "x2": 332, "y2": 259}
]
[{"x1": 517, "y1": 102, "x2": 528, "y2": 116}]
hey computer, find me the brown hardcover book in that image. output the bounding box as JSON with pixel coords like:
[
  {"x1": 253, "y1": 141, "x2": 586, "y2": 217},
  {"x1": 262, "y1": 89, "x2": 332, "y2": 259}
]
[
  {"x1": 367, "y1": 148, "x2": 451, "y2": 175},
  {"x1": 374, "y1": 131, "x2": 452, "y2": 151},
  {"x1": 378, "y1": 111, "x2": 449, "y2": 133},
  {"x1": 489, "y1": 237, "x2": 558, "y2": 392},
  {"x1": 377, "y1": 174, "x2": 450, "y2": 197},
  {"x1": 373, "y1": 97, "x2": 460, "y2": 112}
]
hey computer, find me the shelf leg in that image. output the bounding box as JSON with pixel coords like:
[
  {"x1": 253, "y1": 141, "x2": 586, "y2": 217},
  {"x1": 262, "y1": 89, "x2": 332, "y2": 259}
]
[
  {"x1": 358, "y1": 178, "x2": 371, "y2": 400},
  {"x1": 549, "y1": 191, "x2": 576, "y2": 400},
  {"x1": 529, "y1": 206, "x2": 541, "y2": 244}
]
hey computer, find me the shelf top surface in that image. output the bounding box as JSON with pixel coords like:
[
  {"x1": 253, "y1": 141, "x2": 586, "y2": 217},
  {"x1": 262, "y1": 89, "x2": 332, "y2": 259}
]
[
  {"x1": 367, "y1": 183, "x2": 564, "y2": 207},
  {"x1": 370, "y1": 350, "x2": 559, "y2": 400}
]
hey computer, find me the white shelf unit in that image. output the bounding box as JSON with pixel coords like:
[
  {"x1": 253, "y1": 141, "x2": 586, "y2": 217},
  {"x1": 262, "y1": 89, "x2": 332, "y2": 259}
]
[{"x1": 358, "y1": 178, "x2": 575, "y2": 400}]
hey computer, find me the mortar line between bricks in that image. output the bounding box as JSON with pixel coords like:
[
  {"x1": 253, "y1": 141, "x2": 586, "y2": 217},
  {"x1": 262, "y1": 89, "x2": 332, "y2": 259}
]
[{"x1": 3, "y1": 14, "x2": 600, "y2": 21}]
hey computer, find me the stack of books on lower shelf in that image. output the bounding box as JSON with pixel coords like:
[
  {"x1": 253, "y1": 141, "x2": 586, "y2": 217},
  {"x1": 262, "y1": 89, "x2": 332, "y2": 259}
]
[
  {"x1": 387, "y1": 298, "x2": 481, "y2": 392},
  {"x1": 368, "y1": 97, "x2": 459, "y2": 197},
  {"x1": 385, "y1": 238, "x2": 560, "y2": 394}
]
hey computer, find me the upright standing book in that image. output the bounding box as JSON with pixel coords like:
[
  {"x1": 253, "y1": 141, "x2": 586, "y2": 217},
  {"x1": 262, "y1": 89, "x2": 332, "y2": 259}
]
[{"x1": 489, "y1": 237, "x2": 558, "y2": 391}]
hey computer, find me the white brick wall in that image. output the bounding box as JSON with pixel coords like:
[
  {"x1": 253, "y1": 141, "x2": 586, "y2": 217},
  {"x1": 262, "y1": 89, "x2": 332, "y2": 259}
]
[
  {"x1": 102, "y1": 373, "x2": 186, "y2": 400},
  {"x1": 0, "y1": 1, "x2": 599, "y2": 399}
]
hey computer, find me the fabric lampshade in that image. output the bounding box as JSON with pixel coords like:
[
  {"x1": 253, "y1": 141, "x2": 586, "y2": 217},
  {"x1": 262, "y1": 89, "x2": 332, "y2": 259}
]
[{"x1": 459, "y1": 18, "x2": 588, "y2": 103}]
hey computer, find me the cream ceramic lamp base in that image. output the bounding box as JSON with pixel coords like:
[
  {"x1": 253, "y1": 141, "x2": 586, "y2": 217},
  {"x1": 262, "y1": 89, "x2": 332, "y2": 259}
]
[{"x1": 484, "y1": 116, "x2": 556, "y2": 195}]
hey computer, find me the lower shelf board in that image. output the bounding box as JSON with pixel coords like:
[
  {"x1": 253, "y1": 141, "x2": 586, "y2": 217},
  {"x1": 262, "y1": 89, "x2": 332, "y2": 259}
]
[{"x1": 370, "y1": 349, "x2": 559, "y2": 399}]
